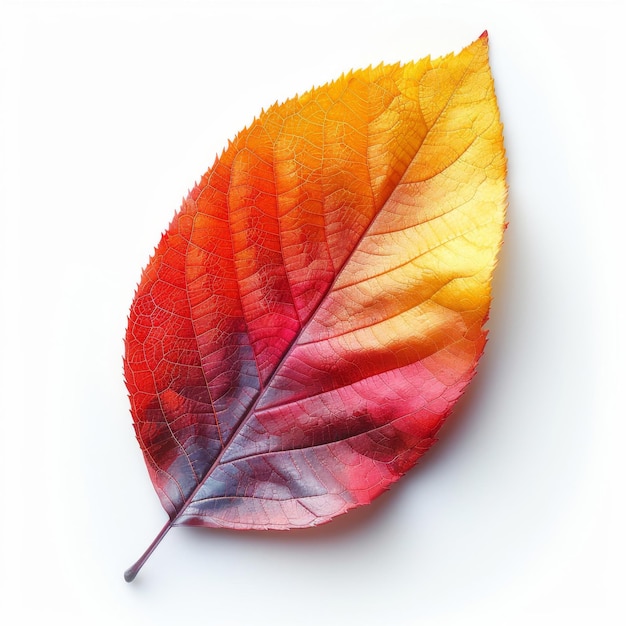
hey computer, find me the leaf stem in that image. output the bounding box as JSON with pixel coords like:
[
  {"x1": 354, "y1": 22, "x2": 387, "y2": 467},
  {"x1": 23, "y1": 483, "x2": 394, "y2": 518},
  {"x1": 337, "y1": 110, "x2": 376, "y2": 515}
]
[{"x1": 124, "y1": 519, "x2": 173, "y2": 582}]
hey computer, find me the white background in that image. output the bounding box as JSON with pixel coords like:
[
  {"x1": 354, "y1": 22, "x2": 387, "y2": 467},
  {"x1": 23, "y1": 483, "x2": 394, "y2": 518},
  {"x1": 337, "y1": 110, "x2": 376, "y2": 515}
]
[{"x1": 1, "y1": 0, "x2": 623, "y2": 624}]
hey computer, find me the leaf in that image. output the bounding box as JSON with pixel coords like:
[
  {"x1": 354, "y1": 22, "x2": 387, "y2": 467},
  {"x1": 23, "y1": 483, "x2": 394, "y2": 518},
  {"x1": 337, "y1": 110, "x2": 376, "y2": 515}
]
[{"x1": 123, "y1": 33, "x2": 507, "y2": 581}]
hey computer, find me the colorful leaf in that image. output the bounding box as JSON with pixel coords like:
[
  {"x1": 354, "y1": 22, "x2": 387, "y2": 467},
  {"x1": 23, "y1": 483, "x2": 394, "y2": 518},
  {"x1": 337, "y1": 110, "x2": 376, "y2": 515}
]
[{"x1": 124, "y1": 33, "x2": 507, "y2": 581}]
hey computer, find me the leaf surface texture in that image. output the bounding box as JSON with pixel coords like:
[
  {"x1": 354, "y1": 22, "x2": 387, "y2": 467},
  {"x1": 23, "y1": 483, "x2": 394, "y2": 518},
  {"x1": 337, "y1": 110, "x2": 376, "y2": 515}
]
[{"x1": 125, "y1": 34, "x2": 506, "y2": 535}]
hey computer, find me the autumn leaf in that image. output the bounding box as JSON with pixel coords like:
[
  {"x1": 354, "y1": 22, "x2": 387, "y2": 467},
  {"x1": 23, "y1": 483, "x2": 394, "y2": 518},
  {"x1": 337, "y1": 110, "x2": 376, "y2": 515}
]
[{"x1": 123, "y1": 32, "x2": 507, "y2": 581}]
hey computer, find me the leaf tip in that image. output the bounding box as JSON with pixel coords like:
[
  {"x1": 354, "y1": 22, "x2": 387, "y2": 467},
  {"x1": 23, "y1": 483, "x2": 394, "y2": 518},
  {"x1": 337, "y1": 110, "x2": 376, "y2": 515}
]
[{"x1": 479, "y1": 29, "x2": 488, "y2": 40}]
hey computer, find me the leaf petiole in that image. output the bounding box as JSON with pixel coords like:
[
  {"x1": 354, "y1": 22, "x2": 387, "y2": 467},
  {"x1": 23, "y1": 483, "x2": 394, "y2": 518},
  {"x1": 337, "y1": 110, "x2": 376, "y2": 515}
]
[{"x1": 124, "y1": 519, "x2": 173, "y2": 582}]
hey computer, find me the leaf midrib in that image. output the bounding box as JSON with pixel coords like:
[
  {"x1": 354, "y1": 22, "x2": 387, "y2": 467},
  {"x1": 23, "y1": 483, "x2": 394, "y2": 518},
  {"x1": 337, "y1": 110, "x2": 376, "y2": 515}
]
[{"x1": 169, "y1": 43, "x2": 483, "y2": 525}]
